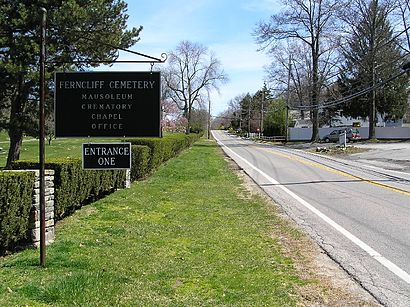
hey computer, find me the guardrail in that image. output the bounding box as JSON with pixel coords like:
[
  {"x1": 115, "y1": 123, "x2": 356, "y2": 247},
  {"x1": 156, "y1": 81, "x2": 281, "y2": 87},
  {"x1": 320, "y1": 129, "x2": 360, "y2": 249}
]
[{"x1": 260, "y1": 136, "x2": 286, "y2": 142}]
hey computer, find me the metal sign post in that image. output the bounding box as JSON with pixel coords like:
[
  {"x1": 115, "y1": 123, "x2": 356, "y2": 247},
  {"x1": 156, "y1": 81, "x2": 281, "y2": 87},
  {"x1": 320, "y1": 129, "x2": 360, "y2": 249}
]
[
  {"x1": 37, "y1": 6, "x2": 166, "y2": 268},
  {"x1": 39, "y1": 7, "x2": 47, "y2": 267}
]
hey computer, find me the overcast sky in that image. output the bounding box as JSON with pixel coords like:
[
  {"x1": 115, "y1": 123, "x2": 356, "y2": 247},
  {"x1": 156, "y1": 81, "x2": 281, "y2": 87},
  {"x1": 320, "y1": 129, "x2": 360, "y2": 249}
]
[{"x1": 101, "y1": 0, "x2": 280, "y2": 115}]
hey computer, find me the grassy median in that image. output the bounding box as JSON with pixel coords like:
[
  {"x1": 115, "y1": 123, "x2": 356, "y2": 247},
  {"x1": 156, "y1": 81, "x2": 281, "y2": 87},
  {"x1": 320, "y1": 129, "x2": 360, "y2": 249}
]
[
  {"x1": 0, "y1": 138, "x2": 307, "y2": 305},
  {"x1": 1, "y1": 136, "x2": 376, "y2": 306}
]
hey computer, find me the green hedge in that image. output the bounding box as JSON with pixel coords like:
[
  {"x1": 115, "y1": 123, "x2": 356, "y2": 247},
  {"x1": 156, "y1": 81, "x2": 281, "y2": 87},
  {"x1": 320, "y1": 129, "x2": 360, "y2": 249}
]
[
  {"x1": 126, "y1": 133, "x2": 201, "y2": 171},
  {"x1": 8, "y1": 134, "x2": 200, "y2": 225},
  {"x1": 0, "y1": 171, "x2": 34, "y2": 250},
  {"x1": 130, "y1": 145, "x2": 151, "y2": 181},
  {"x1": 12, "y1": 159, "x2": 126, "y2": 221}
]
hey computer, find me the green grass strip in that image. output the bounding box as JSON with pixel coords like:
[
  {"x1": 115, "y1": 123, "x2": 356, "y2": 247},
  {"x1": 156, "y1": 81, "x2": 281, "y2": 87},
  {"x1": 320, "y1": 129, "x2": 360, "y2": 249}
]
[{"x1": 0, "y1": 138, "x2": 303, "y2": 306}]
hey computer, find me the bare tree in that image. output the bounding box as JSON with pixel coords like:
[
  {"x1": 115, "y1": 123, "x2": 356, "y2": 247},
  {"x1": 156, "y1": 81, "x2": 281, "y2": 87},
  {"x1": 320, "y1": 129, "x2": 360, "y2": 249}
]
[
  {"x1": 228, "y1": 94, "x2": 246, "y2": 130},
  {"x1": 266, "y1": 41, "x2": 312, "y2": 118},
  {"x1": 392, "y1": 0, "x2": 410, "y2": 52},
  {"x1": 254, "y1": 0, "x2": 344, "y2": 142},
  {"x1": 161, "y1": 41, "x2": 228, "y2": 133}
]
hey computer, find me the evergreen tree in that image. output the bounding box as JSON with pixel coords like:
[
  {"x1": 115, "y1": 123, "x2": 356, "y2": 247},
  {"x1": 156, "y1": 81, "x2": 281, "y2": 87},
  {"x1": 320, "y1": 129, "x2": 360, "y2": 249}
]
[
  {"x1": 0, "y1": 0, "x2": 141, "y2": 167},
  {"x1": 338, "y1": 0, "x2": 409, "y2": 136},
  {"x1": 239, "y1": 93, "x2": 254, "y2": 134},
  {"x1": 263, "y1": 98, "x2": 288, "y2": 136}
]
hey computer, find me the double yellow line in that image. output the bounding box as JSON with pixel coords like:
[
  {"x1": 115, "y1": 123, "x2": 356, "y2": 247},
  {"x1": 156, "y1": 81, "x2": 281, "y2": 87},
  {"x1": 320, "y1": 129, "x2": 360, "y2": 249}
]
[{"x1": 256, "y1": 145, "x2": 410, "y2": 197}]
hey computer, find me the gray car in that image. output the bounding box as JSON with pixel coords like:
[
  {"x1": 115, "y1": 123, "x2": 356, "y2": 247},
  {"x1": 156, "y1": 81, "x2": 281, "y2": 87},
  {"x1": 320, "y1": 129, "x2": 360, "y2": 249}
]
[{"x1": 322, "y1": 128, "x2": 361, "y2": 143}]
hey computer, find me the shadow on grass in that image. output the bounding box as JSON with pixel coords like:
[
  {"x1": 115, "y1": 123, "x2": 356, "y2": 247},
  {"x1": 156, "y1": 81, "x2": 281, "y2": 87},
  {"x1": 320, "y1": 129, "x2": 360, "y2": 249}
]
[
  {"x1": 0, "y1": 252, "x2": 40, "y2": 268},
  {"x1": 193, "y1": 142, "x2": 219, "y2": 148},
  {"x1": 1, "y1": 241, "x2": 91, "y2": 270},
  {"x1": 19, "y1": 270, "x2": 130, "y2": 305}
]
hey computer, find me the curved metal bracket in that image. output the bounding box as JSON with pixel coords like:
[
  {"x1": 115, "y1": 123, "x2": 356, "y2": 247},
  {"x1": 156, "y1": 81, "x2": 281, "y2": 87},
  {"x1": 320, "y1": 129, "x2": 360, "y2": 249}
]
[{"x1": 47, "y1": 32, "x2": 168, "y2": 65}]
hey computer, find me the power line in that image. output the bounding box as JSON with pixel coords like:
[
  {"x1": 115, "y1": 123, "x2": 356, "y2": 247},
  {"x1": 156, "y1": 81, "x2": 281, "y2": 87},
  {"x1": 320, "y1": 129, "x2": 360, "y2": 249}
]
[
  {"x1": 268, "y1": 22, "x2": 410, "y2": 106},
  {"x1": 290, "y1": 69, "x2": 408, "y2": 111}
]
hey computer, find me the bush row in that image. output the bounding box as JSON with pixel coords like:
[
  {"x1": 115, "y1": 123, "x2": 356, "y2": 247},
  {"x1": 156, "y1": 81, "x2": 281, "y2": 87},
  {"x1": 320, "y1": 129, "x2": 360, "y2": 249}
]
[
  {"x1": 127, "y1": 133, "x2": 202, "y2": 171},
  {"x1": 1, "y1": 133, "x2": 201, "y2": 250},
  {"x1": 0, "y1": 171, "x2": 35, "y2": 251},
  {"x1": 130, "y1": 145, "x2": 151, "y2": 181},
  {"x1": 12, "y1": 159, "x2": 126, "y2": 220}
]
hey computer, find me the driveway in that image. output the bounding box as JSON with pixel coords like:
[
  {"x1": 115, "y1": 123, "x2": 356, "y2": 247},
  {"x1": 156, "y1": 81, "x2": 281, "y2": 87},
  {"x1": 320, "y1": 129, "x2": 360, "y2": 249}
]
[
  {"x1": 281, "y1": 139, "x2": 410, "y2": 188},
  {"x1": 351, "y1": 142, "x2": 410, "y2": 173},
  {"x1": 285, "y1": 140, "x2": 410, "y2": 175}
]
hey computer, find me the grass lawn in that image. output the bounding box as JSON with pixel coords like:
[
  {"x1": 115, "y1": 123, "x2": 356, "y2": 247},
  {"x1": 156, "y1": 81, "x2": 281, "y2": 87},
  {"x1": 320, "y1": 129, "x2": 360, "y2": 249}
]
[
  {"x1": 0, "y1": 131, "x2": 9, "y2": 164},
  {"x1": 0, "y1": 131, "x2": 8, "y2": 142},
  {"x1": 0, "y1": 136, "x2": 123, "y2": 168},
  {"x1": 0, "y1": 138, "x2": 308, "y2": 306}
]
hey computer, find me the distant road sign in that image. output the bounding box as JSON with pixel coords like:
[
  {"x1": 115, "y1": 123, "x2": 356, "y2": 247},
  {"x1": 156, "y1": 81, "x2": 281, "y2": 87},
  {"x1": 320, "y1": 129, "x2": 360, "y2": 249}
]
[
  {"x1": 55, "y1": 71, "x2": 161, "y2": 137},
  {"x1": 82, "y1": 143, "x2": 131, "y2": 170}
]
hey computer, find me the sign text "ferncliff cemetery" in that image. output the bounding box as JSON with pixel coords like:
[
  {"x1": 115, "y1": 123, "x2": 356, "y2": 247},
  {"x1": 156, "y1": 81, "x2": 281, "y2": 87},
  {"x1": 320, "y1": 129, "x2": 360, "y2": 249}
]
[{"x1": 55, "y1": 72, "x2": 161, "y2": 137}]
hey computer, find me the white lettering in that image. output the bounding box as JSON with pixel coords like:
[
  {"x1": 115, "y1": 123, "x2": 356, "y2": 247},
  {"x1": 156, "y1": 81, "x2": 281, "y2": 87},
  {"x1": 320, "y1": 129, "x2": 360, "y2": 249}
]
[
  {"x1": 97, "y1": 157, "x2": 115, "y2": 166},
  {"x1": 59, "y1": 80, "x2": 104, "y2": 89},
  {"x1": 91, "y1": 123, "x2": 124, "y2": 130}
]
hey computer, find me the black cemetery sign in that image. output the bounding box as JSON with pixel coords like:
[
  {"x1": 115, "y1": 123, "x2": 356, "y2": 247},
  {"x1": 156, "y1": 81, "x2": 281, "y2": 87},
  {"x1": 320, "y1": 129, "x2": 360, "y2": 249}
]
[
  {"x1": 82, "y1": 142, "x2": 131, "y2": 170},
  {"x1": 55, "y1": 71, "x2": 161, "y2": 137}
]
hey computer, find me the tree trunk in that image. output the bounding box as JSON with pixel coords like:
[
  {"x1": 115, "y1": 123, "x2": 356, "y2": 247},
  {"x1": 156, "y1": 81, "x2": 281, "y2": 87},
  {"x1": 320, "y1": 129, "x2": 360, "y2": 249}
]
[
  {"x1": 310, "y1": 43, "x2": 320, "y2": 143},
  {"x1": 186, "y1": 104, "x2": 192, "y2": 134},
  {"x1": 369, "y1": 80, "x2": 376, "y2": 139},
  {"x1": 368, "y1": 1, "x2": 377, "y2": 140},
  {"x1": 5, "y1": 76, "x2": 25, "y2": 169},
  {"x1": 6, "y1": 131, "x2": 23, "y2": 169},
  {"x1": 311, "y1": 109, "x2": 319, "y2": 142}
]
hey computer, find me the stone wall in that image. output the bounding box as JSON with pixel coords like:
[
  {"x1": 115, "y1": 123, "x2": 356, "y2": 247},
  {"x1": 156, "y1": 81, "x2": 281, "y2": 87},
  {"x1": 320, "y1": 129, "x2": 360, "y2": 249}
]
[
  {"x1": 29, "y1": 170, "x2": 55, "y2": 247},
  {"x1": 6, "y1": 167, "x2": 129, "y2": 248},
  {"x1": 124, "y1": 169, "x2": 131, "y2": 188}
]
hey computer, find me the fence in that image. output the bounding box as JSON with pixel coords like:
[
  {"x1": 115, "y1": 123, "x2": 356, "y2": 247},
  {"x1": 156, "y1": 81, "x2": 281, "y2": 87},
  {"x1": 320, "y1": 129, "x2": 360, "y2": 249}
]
[
  {"x1": 288, "y1": 127, "x2": 410, "y2": 141},
  {"x1": 247, "y1": 133, "x2": 286, "y2": 142}
]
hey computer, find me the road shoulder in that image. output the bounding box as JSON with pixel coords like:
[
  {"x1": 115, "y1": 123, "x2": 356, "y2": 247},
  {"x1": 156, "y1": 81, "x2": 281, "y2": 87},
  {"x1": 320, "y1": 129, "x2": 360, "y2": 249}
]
[{"x1": 225, "y1": 154, "x2": 380, "y2": 306}]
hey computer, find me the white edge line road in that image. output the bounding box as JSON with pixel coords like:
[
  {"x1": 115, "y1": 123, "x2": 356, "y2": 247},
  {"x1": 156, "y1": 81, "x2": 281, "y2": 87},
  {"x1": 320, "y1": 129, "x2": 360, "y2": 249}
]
[{"x1": 213, "y1": 132, "x2": 410, "y2": 285}]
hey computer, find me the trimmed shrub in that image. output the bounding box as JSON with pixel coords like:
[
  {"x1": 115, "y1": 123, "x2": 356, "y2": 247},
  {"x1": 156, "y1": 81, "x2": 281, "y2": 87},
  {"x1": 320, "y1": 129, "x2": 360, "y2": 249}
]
[
  {"x1": 127, "y1": 138, "x2": 166, "y2": 171},
  {"x1": 130, "y1": 145, "x2": 151, "y2": 181},
  {"x1": 8, "y1": 134, "x2": 200, "y2": 225},
  {"x1": 0, "y1": 171, "x2": 34, "y2": 250},
  {"x1": 126, "y1": 133, "x2": 201, "y2": 172},
  {"x1": 12, "y1": 159, "x2": 126, "y2": 221}
]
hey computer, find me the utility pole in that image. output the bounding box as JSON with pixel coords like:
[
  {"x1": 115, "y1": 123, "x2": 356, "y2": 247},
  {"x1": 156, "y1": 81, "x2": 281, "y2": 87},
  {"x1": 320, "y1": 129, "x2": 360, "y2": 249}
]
[
  {"x1": 285, "y1": 55, "x2": 292, "y2": 143},
  {"x1": 248, "y1": 99, "x2": 251, "y2": 138},
  {"x1": 261, "y1": 83, "x2": 265, "y2": 137},
  {"x1": 39, "y1": 7, "x2": 47, "y2": 267},
  {"x1": 207, "y1": 92, "x2": 211, "y2": 139},
  {"x1": 239, "y1": 109, "x2": 242, "y2": 131},
  {"x1": 369, "y1": 2, "x2": 377, "y2": 140},
  {"x1": 369, "y1": 60, "x2": 376, "y2": 139}
]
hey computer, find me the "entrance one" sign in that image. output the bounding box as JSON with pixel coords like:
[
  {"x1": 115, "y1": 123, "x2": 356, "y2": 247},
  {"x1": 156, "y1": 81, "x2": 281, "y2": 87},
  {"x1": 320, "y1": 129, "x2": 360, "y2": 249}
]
[
  {"x1": 82, "y1": 143, "x2": 131, "y2": 170},
  {"x1": 55, "y1": 71, "x2": 161, "y2": 137}
]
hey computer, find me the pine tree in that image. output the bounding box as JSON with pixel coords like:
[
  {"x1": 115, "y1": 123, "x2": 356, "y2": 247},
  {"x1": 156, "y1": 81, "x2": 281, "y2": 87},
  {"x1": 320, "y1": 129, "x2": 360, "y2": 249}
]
[
  {"x1": 0, "y1": 0, "x2": 141, "y2": 167},
  {"x1": 338, "y1": 0, "x2": 409, "y2": 137}
]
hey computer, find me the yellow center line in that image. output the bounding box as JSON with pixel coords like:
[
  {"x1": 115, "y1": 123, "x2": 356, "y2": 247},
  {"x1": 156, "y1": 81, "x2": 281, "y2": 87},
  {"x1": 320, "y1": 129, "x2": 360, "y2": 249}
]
[{"x1": 255, "y1": 145, "x2": 410, "y2": 197}]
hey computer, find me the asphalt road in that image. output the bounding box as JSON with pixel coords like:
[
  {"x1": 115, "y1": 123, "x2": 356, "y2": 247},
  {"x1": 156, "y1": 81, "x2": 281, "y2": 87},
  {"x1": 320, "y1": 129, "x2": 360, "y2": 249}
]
[{"x1": 212, "y1": 130, "x2": 410, "y2": 306}]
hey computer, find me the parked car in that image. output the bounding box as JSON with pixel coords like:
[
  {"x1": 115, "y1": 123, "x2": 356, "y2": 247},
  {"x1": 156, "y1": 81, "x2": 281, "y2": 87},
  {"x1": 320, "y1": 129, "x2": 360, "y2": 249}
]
[{"x1": 322, "y1": 128, "x2": 361, "y2": 143}]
